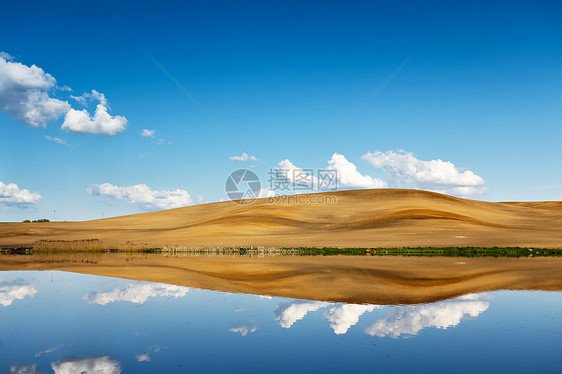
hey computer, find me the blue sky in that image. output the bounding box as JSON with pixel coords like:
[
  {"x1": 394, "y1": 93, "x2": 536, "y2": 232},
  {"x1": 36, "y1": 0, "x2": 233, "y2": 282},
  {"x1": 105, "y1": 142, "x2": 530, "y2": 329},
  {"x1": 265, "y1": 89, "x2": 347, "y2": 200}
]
[{"x1": 1, "y1": 0, "x2": 561, "y2": 221}]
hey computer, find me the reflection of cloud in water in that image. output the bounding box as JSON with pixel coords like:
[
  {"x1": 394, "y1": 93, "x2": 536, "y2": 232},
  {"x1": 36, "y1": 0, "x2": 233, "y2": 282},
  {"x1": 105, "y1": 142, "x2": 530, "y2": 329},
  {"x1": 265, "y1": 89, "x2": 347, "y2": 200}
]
[
  {"x1": 230, "y1": 325, "x2": 258, "y2": 336},
  {"x1": 275, "y1": 301, "x2": 332, "y2": 328},
  {"x1": 83, "y1": 282, "x2": 189, "y2": 305},
  {"x1": 324, "y1": 304, "x2": 381, "y2": 335},
  {"x1": 365, "y1": 293, "x2": 491, "y2": 338},
  {"x1": 51, "y1": 356, "x2": 120, "y2": 374},
  {"x1": 0, "y1": 279, "x2": 37, "y2": 307},
  {"x1": 10, "y1": 365, "x2": 38, "y2": 374}
]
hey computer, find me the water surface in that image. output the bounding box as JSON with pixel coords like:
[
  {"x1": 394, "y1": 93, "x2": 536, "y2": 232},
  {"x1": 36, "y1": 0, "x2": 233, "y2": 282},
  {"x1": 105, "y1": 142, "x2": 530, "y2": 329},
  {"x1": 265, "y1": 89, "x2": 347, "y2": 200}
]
[{"x1": 1, "y1": 271, "x2": 561, "y2": 373}]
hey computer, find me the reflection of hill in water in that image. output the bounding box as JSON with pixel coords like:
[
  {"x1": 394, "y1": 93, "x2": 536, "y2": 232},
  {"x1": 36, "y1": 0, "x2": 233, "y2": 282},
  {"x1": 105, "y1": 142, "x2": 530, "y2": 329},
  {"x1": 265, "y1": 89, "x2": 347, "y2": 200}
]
[{"x1": 2, "y1": 252, "x2": 562, "y2": 305}]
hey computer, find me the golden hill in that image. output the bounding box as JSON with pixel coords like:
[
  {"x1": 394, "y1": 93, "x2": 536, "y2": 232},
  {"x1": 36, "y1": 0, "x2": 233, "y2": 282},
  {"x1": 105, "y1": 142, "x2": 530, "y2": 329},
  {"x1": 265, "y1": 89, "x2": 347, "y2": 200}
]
[{"x1": 1, "y1": 189, "x2": 562, "y2": 248}]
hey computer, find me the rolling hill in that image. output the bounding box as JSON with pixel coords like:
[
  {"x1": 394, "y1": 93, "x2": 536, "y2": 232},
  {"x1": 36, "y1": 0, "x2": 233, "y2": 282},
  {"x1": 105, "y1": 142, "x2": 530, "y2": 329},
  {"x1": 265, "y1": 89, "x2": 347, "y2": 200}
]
[{"x1": 2, "y1": 189, "x2": 562, "y2": 248}]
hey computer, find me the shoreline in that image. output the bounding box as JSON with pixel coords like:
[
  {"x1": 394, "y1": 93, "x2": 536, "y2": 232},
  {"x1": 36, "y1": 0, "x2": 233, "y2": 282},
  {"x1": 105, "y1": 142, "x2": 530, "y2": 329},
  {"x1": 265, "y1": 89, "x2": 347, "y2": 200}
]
[{"x1": 3, "y1": 245, "x2": 562, "y2": 257}]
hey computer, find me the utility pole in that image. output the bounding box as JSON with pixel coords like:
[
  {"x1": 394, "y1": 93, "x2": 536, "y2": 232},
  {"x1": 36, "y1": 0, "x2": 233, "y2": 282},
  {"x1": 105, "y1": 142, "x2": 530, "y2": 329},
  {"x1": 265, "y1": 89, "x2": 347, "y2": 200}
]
[{"x1": 53, "y1": 210, "x2": 56, "y2": 221}]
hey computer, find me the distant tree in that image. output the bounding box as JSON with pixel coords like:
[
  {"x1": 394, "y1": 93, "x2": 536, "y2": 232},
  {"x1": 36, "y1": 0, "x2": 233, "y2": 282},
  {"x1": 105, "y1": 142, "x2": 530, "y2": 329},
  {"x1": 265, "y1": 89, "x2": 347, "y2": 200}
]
[
  {"x1": 31, "y1": 219, "x2": 50, "y2": 223},
  {"x1": 22, "y1": 220, "x2": 31, "y2": 223}
]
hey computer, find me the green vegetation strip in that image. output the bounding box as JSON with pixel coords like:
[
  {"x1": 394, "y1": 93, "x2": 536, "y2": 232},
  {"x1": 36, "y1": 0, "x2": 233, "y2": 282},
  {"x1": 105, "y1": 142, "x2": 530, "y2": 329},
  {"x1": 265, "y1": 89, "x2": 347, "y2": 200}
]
[
  {"x1": 1, "y1": 246, "x2": 561, "y2": 257},
  {"x1": 285, "y1": 246, "x2": 562, "y2": 257}
]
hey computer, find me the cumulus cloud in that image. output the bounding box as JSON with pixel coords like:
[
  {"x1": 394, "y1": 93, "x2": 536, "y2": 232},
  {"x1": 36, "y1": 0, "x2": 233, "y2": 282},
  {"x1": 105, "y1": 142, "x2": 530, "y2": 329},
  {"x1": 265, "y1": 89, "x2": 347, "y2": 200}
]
[
  {"x1": 0, "y1": 52, "x2": 127, "y2": 136},
  {"x1": 274, "y1": 155, "x2": 385, "y2": 192},
  {"x1": 61, "y1": 90, "x2": 127, "y2": 135},
  {"x1": 274, "y1": 159, "x2": 319, "y2": 190},
  {"x1": 327, "y1": 153, "x2": 386, "y2": 189},
  {"x1": 44, "y1": 135, "x2": 69, "y2": 146},
  {"x1": 87, "y1": 183, "x2": 192, "y2": 211},
  {"x1": 230, "y1": 152, "x2": 258, "y2": 162},
  {"x1": 0, "y1": 181, "x2": 42, "y2": 208},
  {"x1": 229, "y1": 325, "x2": 258, "y2": 336},
  {"x1": 362, "y1": 150, "x2": 487, "y2": 196},
  {"x1": 0, "y1": 52, "x2": 70, "y2": 127},
  {"x1": 274, "y1": 151, "x2": 486, "y2": 196},
  {"x1": 82, "y1": 282, "x2": 189, "y2": 305},
  {"x1": 257, "y1": 187, "x2": 275, "y2": 198},
  {"x1": 274, "y1": 301, "x2": 332, "y2": 328},
  {"x1": 0, "y1": 280, "x2": 38, "y2": 306},
  {"x1": 364, "y1": 293, "x2": 491, "y2": 338},
  {"x1": 324, "y1": 303, "x2": 381, "y2": 335},
  {"x1": 51, "y1": 356, "x2": 121, "y2": 374}
]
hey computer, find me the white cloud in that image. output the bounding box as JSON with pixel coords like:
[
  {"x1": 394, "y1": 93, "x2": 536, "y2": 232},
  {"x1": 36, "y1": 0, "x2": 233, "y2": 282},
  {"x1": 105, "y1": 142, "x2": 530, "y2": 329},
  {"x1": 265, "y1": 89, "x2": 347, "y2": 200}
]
[
  {"x1": 257, "y1": 187, "x2": 275, "y2": 198},
  {"x1": 324, "y1": 303, "x2": 380, "y2": 335},
  {"x1": 0, "y1": 279, "x2": 38, "y2": 306},
  {"x1": 0, "y1": 52, "x2": 70, "y2": 127},
  {"x1": 70, "y1": 94, "x2": 87, "y2": 105},
  {"x1": 141, "y1": 129, "x2": 155, "y2": 137},
  {"x1": 51, "y1": 356, "x2": 121, "y2": 374},
  {"x1": 140, "y1": 128, "x2": 167, "y2": 145},
  {"x1": 135, "y1": 345, "x2": 160, "y2": 363},
  {"x1": 438, "y1": 186, "x2": 488, "y2": 196},
  {"x1": 273, "y1": 155, "x2": 384, "y2": 191},
  {"x1": 274, "y1": 151, "x2": 486, "y2": 196},
  {"x1": 274, "y1": 159, "x2": 319, "y2": 189},
  {"x1": 0, "y1": 51, "x2": 14, "y2": 61},
  {"x1": 44, "y1": 135, "x2": 69, "y2": 146},
  {"x1": 83, "y1": 282, "x2": 189, "y2": 305},
  {"x1": 0, "y1": 52, "x2": 127, "y2": 136},
  {"x1": 62, "y1": 90, "x2": 127, "y2": 135},
  {"x1": 229, "y1": 325, "x2": 258, "y2": 336},
  {"x1": 0, "y1": 181, "x2": 42, "y2": 208},
  {"x1": 136, "y1": 354, "x2": 150, "y2": 362},
  {"x1": 230, "y1": 152, "x2": 258, "y2": 162},
  {"x1": 35, "y1": 345, "x2": 61, "y2": 357},
  {"x1": 362, "y1": 150, "x2": 487, "y2": 196},
  {"x1": 364, "y1": 293, "x2": 490, "y2": 338},
  {"x1": 87, "y1": 182, "x2": 192, "y2": 211},
  {"x1": 327, "y1": 153, "x2": 386, "y2": 189},
  {"x1": 10, "y1": 365, "x2": 37, "y2": 374},
  {"x1": 274, "y1": 300, "x2": 332, "y2": 328}
]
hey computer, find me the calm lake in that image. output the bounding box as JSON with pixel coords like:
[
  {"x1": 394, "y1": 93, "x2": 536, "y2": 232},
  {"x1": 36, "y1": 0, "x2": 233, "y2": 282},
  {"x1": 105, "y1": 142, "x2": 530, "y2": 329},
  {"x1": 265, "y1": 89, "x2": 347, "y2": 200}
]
[{"x1": 1, "y1": 270, "x2": 561, "y2": 373}]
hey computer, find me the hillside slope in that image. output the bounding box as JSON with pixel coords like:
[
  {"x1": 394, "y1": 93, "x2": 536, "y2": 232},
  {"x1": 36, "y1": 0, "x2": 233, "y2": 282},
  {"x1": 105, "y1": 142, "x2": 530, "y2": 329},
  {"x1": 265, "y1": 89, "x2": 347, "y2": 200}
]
[{"x1": 1, "y1": 189, "x2": 562, "y2": 248}]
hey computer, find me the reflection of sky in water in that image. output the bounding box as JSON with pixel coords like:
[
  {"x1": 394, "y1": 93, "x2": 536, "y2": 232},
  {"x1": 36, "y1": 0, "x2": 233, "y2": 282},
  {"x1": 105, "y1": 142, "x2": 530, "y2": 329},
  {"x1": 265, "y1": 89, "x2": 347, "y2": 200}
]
[
  {"x1": 83, "y1": 283, "x2": 189, "y2": 305},
  {"x1": 365, "y1": 294, "x2": 491, "y2": 338},
  {"x1": 0, "y1": 271, "x2": 560, "y2": 373},
  {"x1": 0, "y1": 278, "x2": 37, "y2": 306}
]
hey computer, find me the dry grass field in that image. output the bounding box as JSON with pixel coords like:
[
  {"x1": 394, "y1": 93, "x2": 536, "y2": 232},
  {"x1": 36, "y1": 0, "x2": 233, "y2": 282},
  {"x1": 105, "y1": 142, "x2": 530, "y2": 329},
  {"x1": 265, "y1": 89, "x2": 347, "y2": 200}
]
[{"x1": 1, "y1": 189, "x2": 562, "y2": 249}]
